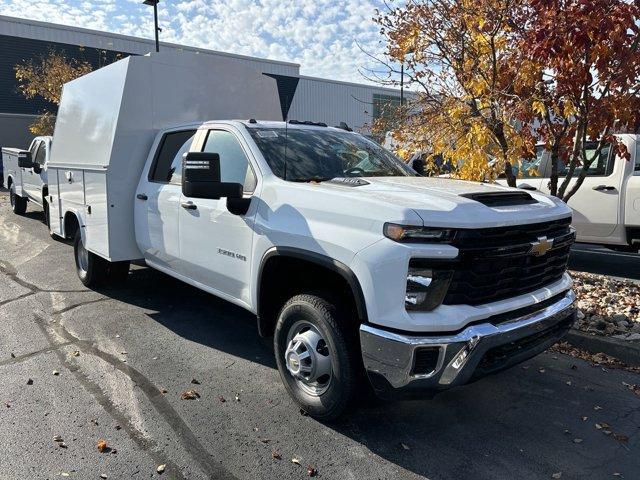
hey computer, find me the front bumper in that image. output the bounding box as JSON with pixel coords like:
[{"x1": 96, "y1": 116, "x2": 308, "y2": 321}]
[{"x1": 360, "y1": 290, "x2": 576, "y2": 397}]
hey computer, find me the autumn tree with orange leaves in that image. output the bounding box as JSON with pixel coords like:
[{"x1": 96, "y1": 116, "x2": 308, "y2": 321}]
[
  {"x1": 518, "y1": 0, "x2": 640, "y2": 201},
  {"x1": 376, "y1": 0, "x2": 640, "y2": 200}
]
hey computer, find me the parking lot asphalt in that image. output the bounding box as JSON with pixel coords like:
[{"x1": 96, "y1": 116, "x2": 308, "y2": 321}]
[{"x1": 0, "y1": 190, "x2": 639, "y2": 480}]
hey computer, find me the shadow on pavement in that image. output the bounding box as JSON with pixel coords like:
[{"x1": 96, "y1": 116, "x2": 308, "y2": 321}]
[{"x1": 93, "y1": 264, "x2": 639, "y2": 479}]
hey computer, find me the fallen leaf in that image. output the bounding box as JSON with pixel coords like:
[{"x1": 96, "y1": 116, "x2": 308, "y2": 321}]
[
  {"x1": 160, "y1": 389, "x2": 168, "y2": 394},
  {"x1": 566, "y1": 381, "x2": 572, "y2": 386},
  {"x1": 521, "y1": 365, "x2": 530, "y2": 370},
  {"x1": 115, "y1": 425, "x2": 121, "y2": 430},
  {"x1": 400, "y1": 442, "x2": 410, "y2": 450},
  {"x1": 156, "y1": 464, "x2": 166, "y2": 474},
  {"x1": 218, "y1": 395, "x2": 226, "y2": 403},
  {"x1": 58, "y1": 442, "x2": 67, "y2": 449},
  {"x1": 272, "y1": 451, "x2": 282, "y2": 460},
  {"x1": 594, "y1": 405, "x2": 603, "y2": 411},
  {"x1": 71, "y1": 351, "x2": 80, "y2": 357},
  {"x1": 573, "y1": 438, "x2": 583, "y2": 444},
  {"x1": 552, "y1": 473, "x2": 562, "y2": 479},
  {"x1": 52, "y1": 370, "x2": 60, "y2": 376},
  {"x1": 26, "y1": 379, "x2": 33, "y2": 385},
  {"x1": 307, "y1": 466, "x2": 318, "y2": 477},
  {"x1": 53, "y1": 435, "x2": 63, "y2": 442},
  {"x1": 10, "y1": 353, "x2": 15, "y2": 358},
  {"x1": 539, "y1": 367, "x2": 546, "y2": 373},
  {"x1": 292, "y1": 458, "x2": 301, "y2": 465},
  {"x1": 191, "y1": 379, "x2": 200, "y2": 385},
  {"x1": 235, "y1": 393, "x2": 240, "y2": 402},
  {"x1": 581, "y1": 416, "x2": 588, "y2": 421},
  {"x1": 260, "y1": 438, "x2": 270, "y2": 444},
  {"x1": 612, "y1": 473, "x2": 622, "y2": 477},
  {"x1": 613, "y1": 434, "x2": 629, "y2": 443},
  {"x1": 100, "y1": 475, "x2": 107, "y2": 479},
  {"x1": 97, "y1": 439, "x2": 108, "y2": 453},
  {"x1": 61, "y1": 473, "x2": 70, "y2": 477},
  {"x1": 180, "y1": 390, "x2": 200, "y2": 400}
]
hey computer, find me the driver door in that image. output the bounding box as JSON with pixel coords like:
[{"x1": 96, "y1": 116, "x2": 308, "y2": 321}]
[
  {"x1": 23, "y1": 140, "x2": 45, "y2": 203},
  {"x1": 178, "y1": 128, "x2": 258, "y2": 306}
]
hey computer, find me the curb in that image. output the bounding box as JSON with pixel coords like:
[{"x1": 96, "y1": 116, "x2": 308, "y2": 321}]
[{"x1": 565, "y1": 329, "x2": 640, "y2": 367}]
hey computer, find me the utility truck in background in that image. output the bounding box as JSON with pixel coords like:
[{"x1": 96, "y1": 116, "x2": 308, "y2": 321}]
[
  {"x1": 46, "y1": 52, "x2": 577, "y2": 420},
  {"x1": 501, "y1": 136, "x2": 640, "y2": 252},
  {"x1": 2, "y1": 136, "x2": 53, "y2": 219}
]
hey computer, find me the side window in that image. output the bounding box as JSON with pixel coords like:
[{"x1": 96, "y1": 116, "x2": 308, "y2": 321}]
[
  {"x1": 558, "y1": 144, "x2": 612, "y2": 177},
  {"x1": 202, "y1": 130, "x2": 256, "y2": 192},
  {"x1": 150, "y1": 130, "x2": 196, "y2": 183},
  {"x1": 29, "y1": 140, "x2": 40, "y2": 158},
  {"x1": 34, "y1": 143, "x2": 47, "y2": 166}
]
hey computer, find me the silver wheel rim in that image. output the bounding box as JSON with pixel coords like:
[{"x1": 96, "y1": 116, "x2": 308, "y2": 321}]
[
  {"x1": 77, "y1": 238, "x2": 89, "y2": 272},
  {"x1": 284, "y1": 321, "x2": 333, "y2": 397}
]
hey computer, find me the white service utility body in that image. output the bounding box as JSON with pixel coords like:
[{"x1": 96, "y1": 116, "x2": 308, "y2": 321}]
[
  {"x1": 2, "y1": 136, "x2": 52, "y2": 215},
  {"x1": 48, "y1": 52, "x2": 577, "y2": 419}
]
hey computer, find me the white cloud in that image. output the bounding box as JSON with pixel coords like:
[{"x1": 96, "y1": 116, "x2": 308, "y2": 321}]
[{"x1": 0, "y1": 0, "x2": 390, "y2": 83}]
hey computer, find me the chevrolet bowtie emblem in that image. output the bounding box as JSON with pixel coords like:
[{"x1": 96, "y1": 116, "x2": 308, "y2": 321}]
[{"x1": 529, "y1": 236, "x2": 554, "y2": 256}]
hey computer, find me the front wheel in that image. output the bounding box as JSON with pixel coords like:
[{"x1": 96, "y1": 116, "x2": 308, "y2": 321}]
[
  {"x1": 9, "y1": 185, "x2": 27, "y2": 215},
  {"x1": 74, "y1": 232, "x2": 108, "y2": 287},
  {"x1": 274, "y1": 293, "x2": 359, "y2": 421}
]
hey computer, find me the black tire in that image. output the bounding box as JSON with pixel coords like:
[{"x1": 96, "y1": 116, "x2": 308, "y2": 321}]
[
  {"x1": 43, "y1": 200, "x2": 50, "y2": 227},
  {"x1": 9, "y1": 184, "x2": 27, "y2": 215},
  {"x1": 107, "y1": 261, "x2": 130, "y2": 284},
  {"x1": 274, "y1": 293, "x2": 359, "y2": 421},
  {"x1": 73, "y1": 232, "x2": 108, "y2": 287}
]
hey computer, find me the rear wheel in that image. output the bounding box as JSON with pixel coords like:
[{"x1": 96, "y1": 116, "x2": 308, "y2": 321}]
[
  {"x1": 9, "y1": 184, "x2": 27, "y2": 215},
  {"x1": 274, "y1": 293, "x2": 359, "y2": 421},
  {"x1": 74, "y1": 232, "x2": 108, "y2": 287}
]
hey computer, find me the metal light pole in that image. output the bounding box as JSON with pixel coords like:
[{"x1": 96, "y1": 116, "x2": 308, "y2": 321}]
[{"x1": 143, "y1": 0, "x2": 161, "y2": 52}]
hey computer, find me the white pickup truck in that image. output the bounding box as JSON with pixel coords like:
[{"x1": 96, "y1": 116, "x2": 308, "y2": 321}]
[
  {"x1": 505, "y1": 135, "x2": 640, "y2": 252},
  {"x1": 46, "y1": 52, "x2": 577, "y2": 419},
  {"x1": 2, "y1": 136, "x2": 52, "y2": 218}
]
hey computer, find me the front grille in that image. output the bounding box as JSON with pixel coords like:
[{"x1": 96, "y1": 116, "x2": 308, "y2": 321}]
[{"x1": 435, "y1": 218, "x2": 573, "y2": 306}]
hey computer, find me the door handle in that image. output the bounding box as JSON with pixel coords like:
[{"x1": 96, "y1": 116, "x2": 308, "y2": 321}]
[
  {"x1": 518, "y1": 183, "x2": 537, "y2": 191},
  {"x1": 136, "y1": 193, "x2": 148, "y2": 200},
  {"x1": 181, "y1": 201, "x2": 197, "y2": 210},
  {"x1": 592, "y1": 185, "x2": 616, "y2": 191}
]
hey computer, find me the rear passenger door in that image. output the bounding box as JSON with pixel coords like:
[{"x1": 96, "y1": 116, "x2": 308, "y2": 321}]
[{"x1": 135, "y1": 129, "x2": 196, "y2": 270}]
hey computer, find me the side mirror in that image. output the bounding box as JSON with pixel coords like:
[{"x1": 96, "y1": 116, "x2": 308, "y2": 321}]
[
  {"x1": 182, "y1": 152, "x2": 243, "y2": 200},
  {"x1": 411, "y1": 158, "x2": 425, "y2": 176},
  {"x1": 18, "y1": 152, "x2": 33, "y2": 168}
]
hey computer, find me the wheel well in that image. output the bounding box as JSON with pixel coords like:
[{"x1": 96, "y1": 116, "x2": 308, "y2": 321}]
[
  {"x1": 63, "y1": 212, "x2": 80, "y2": 240},
  {"x1": 257, "y1": 252, "x2": 366, "y2": 338}
]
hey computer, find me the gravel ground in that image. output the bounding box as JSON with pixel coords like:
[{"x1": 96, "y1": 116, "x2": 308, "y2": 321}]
[{"x1": 571, "y1": 271, "x2": 640, "y2": 341}]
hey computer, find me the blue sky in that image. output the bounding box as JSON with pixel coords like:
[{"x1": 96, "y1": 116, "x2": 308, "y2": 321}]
[{"x1": 0, "y1": 0, "x2": 392, "y2": 83}]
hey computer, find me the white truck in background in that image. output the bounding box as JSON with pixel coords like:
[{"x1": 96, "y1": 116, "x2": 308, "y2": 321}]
[
  {"x1": 46, "y1": 52, "x2": 577, "y2": 420},
  {"x1": 2, "y1": 136, "x2": 52, "y2": 219},
  {"x1": 502, "y1": 135, "x2": 640, "y2": 252}
]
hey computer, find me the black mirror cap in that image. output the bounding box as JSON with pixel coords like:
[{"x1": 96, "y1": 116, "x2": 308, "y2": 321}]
[
  {"x1": 183, "y1": 152, "x2": 221, "y2": 183},
  {"x1": 183, "y1": 181, "x2": 243, "y2": 200},
  {"x1": 18, "y1": 152, "x2": 33, "y2": 168}
]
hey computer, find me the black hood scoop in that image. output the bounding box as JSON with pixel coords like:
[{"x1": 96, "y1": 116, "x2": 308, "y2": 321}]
[{"x1": 460, "y1": 191, "x2": 539, "y2": 207}]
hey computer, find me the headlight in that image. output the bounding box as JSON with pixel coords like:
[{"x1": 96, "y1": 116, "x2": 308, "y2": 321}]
[
  {"x1": 405, "y1": 265, "x2": 453, "y2": 311},
  {"x1": 384, "y1": 223, "x2": 454, "y2": 243}
]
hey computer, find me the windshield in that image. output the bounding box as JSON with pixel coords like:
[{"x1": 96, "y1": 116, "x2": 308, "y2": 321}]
[{"x1": 247, "y1": 127, "x2": 415, "y2": 181}]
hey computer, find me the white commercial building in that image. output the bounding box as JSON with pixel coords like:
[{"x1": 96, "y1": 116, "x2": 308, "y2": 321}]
[{"x1": 0, "y1": 14, "x2": 402, "y2": 148}]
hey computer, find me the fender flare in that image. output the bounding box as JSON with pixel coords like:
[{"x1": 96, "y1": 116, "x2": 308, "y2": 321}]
[
  {"x1": 62, "y1": 209, "x2": 86, "y2": 243},
  {"x1": 256, "y1": 246, "x2": 368, "y2": 330}
]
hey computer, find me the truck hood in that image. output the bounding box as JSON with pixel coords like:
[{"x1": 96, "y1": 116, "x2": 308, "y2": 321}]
[{"x1": 317, "y1": 176, "x2": 571, "y2": 228}]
